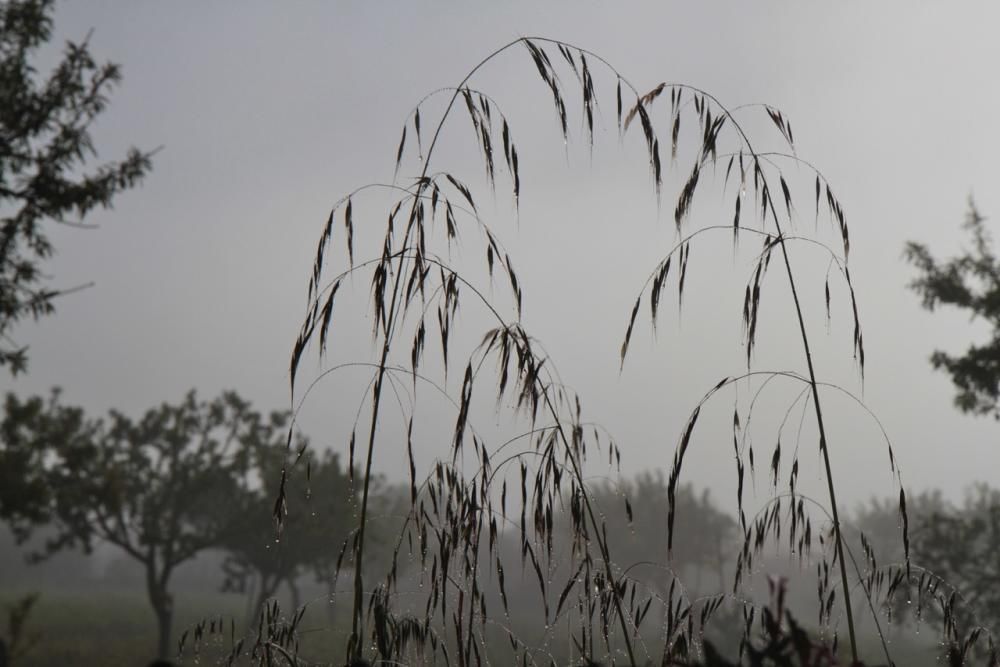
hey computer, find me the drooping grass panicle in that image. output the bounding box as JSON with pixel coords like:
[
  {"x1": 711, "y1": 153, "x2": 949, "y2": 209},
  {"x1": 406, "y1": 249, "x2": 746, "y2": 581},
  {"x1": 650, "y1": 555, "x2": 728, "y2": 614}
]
[{"x1": 280, "y1": 35, "x2": 915, "y2": 667}]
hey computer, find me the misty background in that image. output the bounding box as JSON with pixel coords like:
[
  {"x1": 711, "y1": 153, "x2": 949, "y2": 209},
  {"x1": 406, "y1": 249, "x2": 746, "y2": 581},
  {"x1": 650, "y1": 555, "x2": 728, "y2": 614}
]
[
  {"x1": 4, "y1": 3, "x2": 1000, "y2": 664},
  {"x1": 10, "y1": 3, "x2": 998, "y2": 504}
]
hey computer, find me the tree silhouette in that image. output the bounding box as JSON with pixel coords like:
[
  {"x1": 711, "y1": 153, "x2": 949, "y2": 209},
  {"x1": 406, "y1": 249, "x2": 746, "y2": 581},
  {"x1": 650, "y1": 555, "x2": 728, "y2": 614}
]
[
  {"x1": 221, "y1": 443, "x2": 357, "y2": 626},
  {"x1": 909, "y1": 485, "x2": 1000, "y2": 640},
  {"x1": 905, "y1": 199, "x2": 1000, "y2": 418},
  {"x1": 589, "y1": 474, "x2": 735, "y2": 597},
  {"x1": 0, "y1": 390, "x2": 272, "y2": 661},
  {"x1": 0, "y1": 0, "x2": 153, "y2": 374}
]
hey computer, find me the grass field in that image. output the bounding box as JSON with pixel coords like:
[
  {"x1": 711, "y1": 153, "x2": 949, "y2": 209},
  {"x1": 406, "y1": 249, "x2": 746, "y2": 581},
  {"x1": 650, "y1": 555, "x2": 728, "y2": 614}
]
[
  {"x1": 0, "y1": 584, "x2": 954, "y2": 666},
  {"x1": 1, "y1": 587, "x2": 349, "y2": 666}
]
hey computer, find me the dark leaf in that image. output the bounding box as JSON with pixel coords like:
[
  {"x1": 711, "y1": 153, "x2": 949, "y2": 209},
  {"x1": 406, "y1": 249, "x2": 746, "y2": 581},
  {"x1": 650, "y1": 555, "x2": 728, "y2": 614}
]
[
  {"x1": 318, "y1": 280, "x2": 342, "y2": 355},
  {"x1": 824, "y1": 277, "x2": 831, "y2": 323},
  {"x1": 733, "y1": 192, "x2": 742, "y2": 246},
  {"x1": 415, "y1": 107, "x2": 422, "y2": 156},
  {"x1": 815, "y1": 175, "x2": 821, "y2": 222},
  {"x1": 616, "y1": 78, "x2": 622, "y2": 133},
  {"x1": 395, "y1": 125, "x2": 406, "y2": 175},
  {"x1": 620, "y1": 295, "x2": 641, "y2": 368},
  {"x1": 555, "y1": 560, "x2": 586, "y2": 618},
  {"x1": 652, "y1": 138, "x2": 662, "y2": 198},
  {"x1": 502, "y1": 119, "x2": 512, "y2": 172},
  {"x1": 770, "y1": 439, "x2": 781, "y2": 488},
  {"x1": 445, "y1": 173, "x2": 477, "y2": 211},
  {"x1": 675, "y1": 162, "x2": 700, "y2": 230},
  {"x1": 780, "y1": 175, "x2": 792, "y2": 220},
  {"x1": 671, "y1": 113, "x2": 680, "y2": 160},
  {"x1": 345, "y1": 198, "x2": 354, "y2": 266},
  {"x1": 678, "y1": 242, "x2": 690, "y2": 307}
]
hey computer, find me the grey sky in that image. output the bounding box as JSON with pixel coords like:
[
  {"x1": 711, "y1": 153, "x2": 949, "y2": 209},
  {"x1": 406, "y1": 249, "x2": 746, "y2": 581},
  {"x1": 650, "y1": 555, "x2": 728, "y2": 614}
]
[{"x1": 8, "y1": 3, "x2": 1000, "y2": 513}]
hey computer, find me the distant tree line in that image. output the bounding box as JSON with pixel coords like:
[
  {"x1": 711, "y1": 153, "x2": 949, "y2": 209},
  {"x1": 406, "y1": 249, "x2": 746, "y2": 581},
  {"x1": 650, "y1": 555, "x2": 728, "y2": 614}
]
[
  {"x1": 4, "y1": 384, "x2": 1000, "y2": 665},
  {"x1": 0, "y1": 388, "x2": 371, "y2": 662}
]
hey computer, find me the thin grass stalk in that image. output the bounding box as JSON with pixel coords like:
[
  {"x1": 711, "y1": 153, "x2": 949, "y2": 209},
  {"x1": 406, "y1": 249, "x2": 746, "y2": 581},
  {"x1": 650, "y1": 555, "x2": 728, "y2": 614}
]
[
  {"x1": 345, "y1": 38, "x2": 638, "y2": 667},
  {"x1": 313, "y1": 36, "x2": 879, "y2": 666},
  {"x1": 344, "y1": 39, "x2": 515, "y2": 662},
  {"x1": 618, "y1": 78, "x2": 867, "y2": 659},
  {"x1": 544, "y1": 403, "x2": 638, "y2": 664},
  {"x1": 630, "y1": 79, "x2": 865, "y2": 660},
  {"x1": 705, "y1": 92, "x2": 863, "y2": 662},
  {"x1": 750, "y1": 491, "x2": 893, "y2": 666},
  {"x1": 767, "y1": 196, "x2": 859, "y2": 664},
  {"x1": 464, "y1": 497, "x2": 487, "y2": 667}
]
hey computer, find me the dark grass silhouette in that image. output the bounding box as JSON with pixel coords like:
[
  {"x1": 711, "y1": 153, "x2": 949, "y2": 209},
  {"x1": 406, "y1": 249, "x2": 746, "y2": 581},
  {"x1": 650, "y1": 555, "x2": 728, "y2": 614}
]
[{"x1": 177, "y1": 37, "x2": 1000, "y2": 667}]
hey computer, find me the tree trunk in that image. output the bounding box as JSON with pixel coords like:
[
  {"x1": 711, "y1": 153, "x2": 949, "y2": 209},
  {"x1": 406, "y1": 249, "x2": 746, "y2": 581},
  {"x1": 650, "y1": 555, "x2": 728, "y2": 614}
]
[
  {"x1": 145, "y1": 560, "x2": 174, "y2": 660},
  {"x1": 289, "y1": 577, "x2": 301, "y2": 611},
  {"x1": 154, "y1": 596, "x2": 173, "y2": 660},
  {"x1": 147, "y1": 583, "x2": 174, "y2": 660}
]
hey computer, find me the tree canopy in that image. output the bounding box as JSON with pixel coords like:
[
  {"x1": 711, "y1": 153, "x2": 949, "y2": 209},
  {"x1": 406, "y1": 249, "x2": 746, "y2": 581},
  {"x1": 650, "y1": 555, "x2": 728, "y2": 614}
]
[
  {"x1": 221, "y1": 441, "x2": 357, "y2": 624},
  {"x1": 0, "y1": 389, "x2": 280, "y2": 660},
  {"x1": 910, "y1": 485, "x2": 1000, "y2": 637},
  {"x1": 0, "y1": 0, "x2": 153, "y2": 374},
  {"x1": 589, "y1": 473, "x2": 736, "y2": 595},
  {"x1": 905, "y1": 200, "x2": 1000, "y2": 418}
]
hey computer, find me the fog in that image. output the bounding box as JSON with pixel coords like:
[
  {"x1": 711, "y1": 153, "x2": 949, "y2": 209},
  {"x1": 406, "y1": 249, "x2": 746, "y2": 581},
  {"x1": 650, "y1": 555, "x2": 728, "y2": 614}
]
[
  {"x1": 8, "y1": 3, "x2": 999, "y2": 507},
  {"x1": 4, "y1": 3, "x2": 1000, "y2": 665}
]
